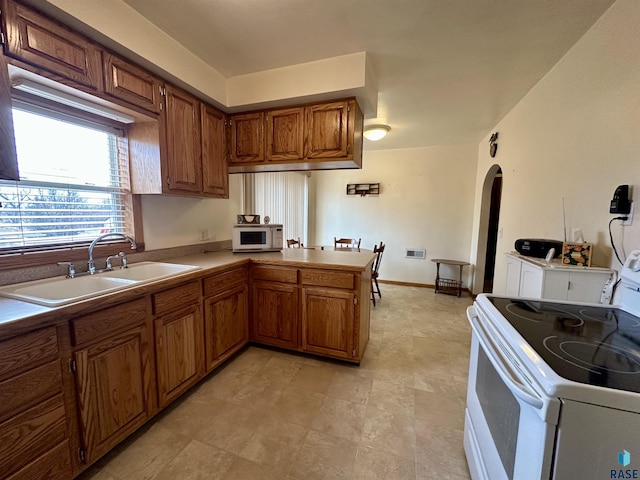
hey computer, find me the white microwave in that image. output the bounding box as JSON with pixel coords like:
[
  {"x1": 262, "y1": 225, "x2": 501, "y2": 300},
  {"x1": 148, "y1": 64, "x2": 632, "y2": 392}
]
[{"x1": 232, "y1": 224, "x2": 283, "y2": 252}]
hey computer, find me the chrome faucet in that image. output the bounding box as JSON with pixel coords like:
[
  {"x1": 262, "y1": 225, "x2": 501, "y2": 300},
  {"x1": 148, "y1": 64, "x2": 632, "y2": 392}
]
[
  {"x1": 105, "y1": 251, "x2": 128, "y2": 270},
  {"x1": 88, "y1": 233, "x2": 137, "y2": 274}
]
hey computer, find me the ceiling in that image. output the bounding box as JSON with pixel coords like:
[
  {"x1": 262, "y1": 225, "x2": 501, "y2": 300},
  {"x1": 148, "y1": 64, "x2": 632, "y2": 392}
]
[{"x1": 105, "y1": 1, "x2": 616, "y2": 150}]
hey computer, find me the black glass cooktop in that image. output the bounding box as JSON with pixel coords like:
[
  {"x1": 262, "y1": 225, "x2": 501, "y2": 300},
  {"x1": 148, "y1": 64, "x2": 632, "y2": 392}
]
[{"x1": 489, "y1": 297, "x2": 640, "y2": 394}]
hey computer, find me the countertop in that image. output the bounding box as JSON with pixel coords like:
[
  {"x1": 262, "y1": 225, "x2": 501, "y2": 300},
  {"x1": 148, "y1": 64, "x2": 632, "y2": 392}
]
[
  {"x1": 507, "y1": 252, "x2": 613, "y2": 272},
  {"x1": 0, "y1": 248, "x2": 376, "y2": 337}
]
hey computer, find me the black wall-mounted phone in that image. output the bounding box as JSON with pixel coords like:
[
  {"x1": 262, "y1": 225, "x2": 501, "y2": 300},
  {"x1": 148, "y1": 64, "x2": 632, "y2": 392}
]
[{"x1": 610, "y1": 184, "x2": 631, "y2": 214}]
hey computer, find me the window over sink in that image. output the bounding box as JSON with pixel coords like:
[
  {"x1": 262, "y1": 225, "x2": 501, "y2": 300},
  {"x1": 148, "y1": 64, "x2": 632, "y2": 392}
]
[{"x1": 0, "y1": 95, "x2": 136, "y2": 262}]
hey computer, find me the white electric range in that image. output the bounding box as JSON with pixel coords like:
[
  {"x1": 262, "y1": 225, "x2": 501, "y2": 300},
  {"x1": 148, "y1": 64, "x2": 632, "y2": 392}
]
[{"x1": 464, "y1": 250, "x2": 640, "y2": 480}]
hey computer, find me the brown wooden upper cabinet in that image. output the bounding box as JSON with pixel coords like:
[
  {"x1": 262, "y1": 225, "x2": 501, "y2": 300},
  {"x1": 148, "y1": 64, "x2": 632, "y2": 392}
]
[
  {"x1": 266, "y1": 107, "x2": 304, "y2": 161},
  {"x1": 228, "y1": 98, "x2": 363, "y2": 173},
  {"x1": 1, "y1": 0, "x2": 102, "y2": 90},
  {"x1": 103, "y1": 53, "x2": 163, "y2": 114},
  {"x1": 163, "y1": 83, "x2": 202, "y2": 194},
  {"x1": 230, "y1": 112, "x2": 264, "y2": 164},
  {"x1": 128, "y1": 84, "x2": 229, "y2": 198},
  {"x1": 201, "y1": 103, "x2": 229, "y2": 197},
  {"x1": 306, "y1": 101, "x2": 350, "y2": 159}
]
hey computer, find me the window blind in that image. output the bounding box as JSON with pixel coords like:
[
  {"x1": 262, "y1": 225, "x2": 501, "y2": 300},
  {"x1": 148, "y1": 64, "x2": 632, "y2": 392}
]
[
  {"x1": 0, "y1": 107, "x2": 133, "y2": 252},
  {"x1": 244, "y1": 172, "x2": 308, "y2": 244}
]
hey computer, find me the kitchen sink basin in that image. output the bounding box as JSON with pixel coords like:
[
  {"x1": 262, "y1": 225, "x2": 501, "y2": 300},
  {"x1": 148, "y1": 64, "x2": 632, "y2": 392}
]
[
  {"x1": 101, "y1": 261, "x2": 200, "y2": 282},
  {"x1": 0, "y1": 261, "x2": 200, "y2": 307}
]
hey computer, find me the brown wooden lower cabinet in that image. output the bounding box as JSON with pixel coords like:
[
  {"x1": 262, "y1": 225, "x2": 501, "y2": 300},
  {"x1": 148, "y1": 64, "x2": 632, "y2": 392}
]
[
  {"x1": 0, "y1": 260, "x2": 371, "y2": 479},
  {"x1": 74, "y1": 325, "x2": 151, "y2": 465},
  {"x1": 301, "y1": 287, "x2": 356, "y2": 360},
  {"x1": 69, "y1": 298, "x2": 153, "y2": 466},
  {"x1": 251, "y1": 280, "x2": 299, "y2": 349},
  {"x1": 250, "y1": 265, "x2": 370, "y2": 362},
  {"x1": 204, "y1": 282, "x2": 249, "y2": 371},
  {"x1": 6, "y1": 440, "x2": 71, "y2": 480},
  {"x1": 152, "y1": 281, "x2": 204, "y2": 408},
  {"x1": 0, "y1": 326, "x2": 72, "y2": 480},
  {"x1": 154, "y1": 304, "x2": 204, "y2": 408}
]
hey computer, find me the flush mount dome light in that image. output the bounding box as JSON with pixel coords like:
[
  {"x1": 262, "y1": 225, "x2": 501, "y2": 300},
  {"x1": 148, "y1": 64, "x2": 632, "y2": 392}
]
[{"x1": 363, "y1": 124, "x2": 390, "y2": 141}]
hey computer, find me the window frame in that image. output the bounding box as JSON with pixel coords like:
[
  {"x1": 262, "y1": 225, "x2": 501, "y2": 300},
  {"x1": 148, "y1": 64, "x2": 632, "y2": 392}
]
[{"x1": 0, "y1": 91, "x2": 144, "y2": 272}]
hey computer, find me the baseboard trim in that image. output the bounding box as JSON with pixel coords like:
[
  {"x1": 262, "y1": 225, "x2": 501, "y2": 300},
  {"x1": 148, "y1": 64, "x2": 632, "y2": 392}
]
[
  {"x1": 377, "y1": 279, "x2": 472, "y2": 296},
  {"x1": 378, "y1": 279, "x2": 434, "y2": 289}
]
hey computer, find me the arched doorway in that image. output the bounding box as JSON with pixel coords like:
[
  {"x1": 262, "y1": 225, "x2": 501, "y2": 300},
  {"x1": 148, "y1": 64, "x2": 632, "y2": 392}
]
[
  {"x1": 474, "y1": 165, "x2": 503, "y2": 293},
  {"x1": 483, "y1": 169, "x2": 502, "y2": 292}
]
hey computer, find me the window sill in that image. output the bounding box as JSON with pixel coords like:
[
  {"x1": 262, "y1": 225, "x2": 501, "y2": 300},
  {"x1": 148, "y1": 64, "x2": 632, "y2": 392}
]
[{"x1": 0, "y1": 241, "x2": 145, "y2": 272}]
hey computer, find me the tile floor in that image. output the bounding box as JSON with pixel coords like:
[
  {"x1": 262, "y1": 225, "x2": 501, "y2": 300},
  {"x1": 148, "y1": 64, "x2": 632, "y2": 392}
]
[{"x1": 79, "y1": 284, "x2": 474, "y2": 480}]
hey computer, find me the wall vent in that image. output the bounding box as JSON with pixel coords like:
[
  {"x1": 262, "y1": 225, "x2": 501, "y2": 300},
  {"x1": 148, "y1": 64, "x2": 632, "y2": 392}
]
[{"x1": 405, "y1": 249, "x2": 426, "y2": 259}]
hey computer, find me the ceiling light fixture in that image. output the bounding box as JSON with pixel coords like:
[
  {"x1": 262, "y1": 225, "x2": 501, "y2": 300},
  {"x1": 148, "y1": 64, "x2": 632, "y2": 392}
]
[
  {"x1": 12, "y1": 78, "x2": 136, "y2": 124},
  {"x1": 363, "y1": 124, "x2": 390, "y2": 141}
]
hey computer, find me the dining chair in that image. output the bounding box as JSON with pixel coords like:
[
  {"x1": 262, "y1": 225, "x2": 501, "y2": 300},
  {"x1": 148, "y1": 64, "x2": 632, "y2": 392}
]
[
  {"x1": 287, "y1": 238, "x2": 303, "y2": 248},
  {"x1": 371, "y1": 242, "x2": 385, "y2": 306},
  {"x1": 334, "y1": 237, "x2": 361, "y2": 248}
]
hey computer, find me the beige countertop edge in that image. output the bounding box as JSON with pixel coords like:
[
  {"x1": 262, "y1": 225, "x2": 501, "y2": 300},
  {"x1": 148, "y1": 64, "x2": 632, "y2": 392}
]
[{"x1": 0, "y1": 249, "x2": 375, "y2": 337}]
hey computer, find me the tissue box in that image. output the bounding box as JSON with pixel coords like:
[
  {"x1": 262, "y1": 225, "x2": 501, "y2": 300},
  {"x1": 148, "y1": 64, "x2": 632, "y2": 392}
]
[{"x1": 561, "y1": 242, "x2": 592, "y2": 267}]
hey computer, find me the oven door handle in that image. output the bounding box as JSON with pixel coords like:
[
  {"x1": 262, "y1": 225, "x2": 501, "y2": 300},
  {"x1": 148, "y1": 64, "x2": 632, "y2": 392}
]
[{"x1": 468, "y1": 307, "x2": 544, "y2": 410}]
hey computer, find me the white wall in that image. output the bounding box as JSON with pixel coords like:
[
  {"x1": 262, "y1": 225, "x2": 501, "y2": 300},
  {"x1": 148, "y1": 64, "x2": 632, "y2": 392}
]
[
  {"x1": 312, "y1": 145, "x2": 477, "y2": 285},
  {"x1": 471, "y1": 0, "x2": 640, "y2": 294},
  {"x1": 141, "y1": 175, "x2": 242, "y2": 250}
]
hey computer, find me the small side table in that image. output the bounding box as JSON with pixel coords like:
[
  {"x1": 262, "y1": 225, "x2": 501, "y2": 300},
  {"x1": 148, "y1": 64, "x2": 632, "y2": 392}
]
[{"x1": 432, "y1": 259, "x2": 470, "y2": 297}]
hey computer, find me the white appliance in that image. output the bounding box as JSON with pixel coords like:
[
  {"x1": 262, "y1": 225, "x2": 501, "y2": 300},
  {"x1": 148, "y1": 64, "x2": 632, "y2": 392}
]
[
  {"x1": 232, "y1": 224, "x2": 283, "y2": 252},
  {"x1": 465, "y1": 250, "x2": 640, "y2": 480}
]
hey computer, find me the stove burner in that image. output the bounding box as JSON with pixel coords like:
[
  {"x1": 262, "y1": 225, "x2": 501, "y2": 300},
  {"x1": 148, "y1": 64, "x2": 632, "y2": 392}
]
[
  {"x1": 579, "y1": 308, "x2": 640, "y2": 328},
  {"x1": 506, "y1": 302, "x2": 583, "y2": 325},
  {"x1": 543, "y1": 336, "x2": 640, "y2": 375},
  {"x1": 489, "y1": 297, "x2": 640, "y2": 393}
]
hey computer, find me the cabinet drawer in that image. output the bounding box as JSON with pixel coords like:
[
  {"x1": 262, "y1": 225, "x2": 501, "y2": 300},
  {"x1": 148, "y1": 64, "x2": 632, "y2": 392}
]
[
  {"x1": 204, "y1": 267, "x2": 248, "y2": 296},
  {"x1": 70, "y1": 298, "x2": 147, "y2": 346},
  {"x1": 0, "y1": 327, "x2": 58, "y2": 380},
  {"x1": 252, "y1": 266, "x2": 297, "y2": 284},
  {"x1": 0, "y1": 395, "x2": 67, "y2": 479},
  {"x1": 0, "y1": 360, "x2": 62, "y2": 423},
  {"x1": 6, "y1": 440, "x2": 71, "y2": 480},
  {"x1": 153, "y1": 281, "x2": 201, "y2": 313},
  {"x1": 300, "y1": 270, "x2": 355, "y2": 289}
]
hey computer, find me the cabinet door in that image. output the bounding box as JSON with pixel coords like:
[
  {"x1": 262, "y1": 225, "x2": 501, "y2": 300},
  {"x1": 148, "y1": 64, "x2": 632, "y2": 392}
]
[
  {"x1": 504, "y1": 255, "x2": 523, "y2": 297},
  {"x1": 163, "y1": 84, "x2": 202, "y2": 193},
  {"x1": 0, "y1": 48, "x2": 19, "y2": 181},
  {"x1": 265, "y1": 107, "x2": 304, "y2": 161},
  {"x1": 230, "y1": 112, "x2": 264, "y2": 163},
  {"x1": 301, "y1": 287, "x2": 354, "y2": 360},
  {"x1": 306, "y1": 101, "x2": 349, "y2": 159},
  {"x1": 541, "y1": 271, "x2": 570, "y2": 301},
  {"x1": 201, "y1": 103, "x2": 229, "y2": 197},
  {"x1": 155, "y1": 304, "x2": 204, "y2": 408},
  {"x1": 204, "y1": 283, "x2": 248, "y2": 371},
  {"x1": 566, "y1": 271, "x2": 611, "y2": 303},
  {"x1": 74, "y1": 326, "x2": 151, "y2": 464},
  {"x1": 103, "y1": 53, "x2": 162, "y2": 114},
  {"x1": 2, "y1": 0, "x2": 102, "y2": 89},
  {"x1": 251, "y1": 281, "x2": 298, "y2": 349},
  {"x1": 518, "y1": 263, "x2": 544, "y2": 299}
]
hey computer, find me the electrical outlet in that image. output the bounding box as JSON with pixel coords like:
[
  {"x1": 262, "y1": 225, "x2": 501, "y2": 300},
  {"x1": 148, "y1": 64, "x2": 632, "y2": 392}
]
[
  {"x1": 198, "y1": 229, "x2": 210, "y2": 241},
  {"x1": 622, "y1": 202, "x2": 634, "y2": 226}
]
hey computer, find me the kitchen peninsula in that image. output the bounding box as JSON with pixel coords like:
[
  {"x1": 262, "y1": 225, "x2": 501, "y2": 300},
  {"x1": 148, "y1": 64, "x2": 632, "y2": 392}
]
[{"x1": 0, "y1": 248, "x2": 374, "y2": 480}]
